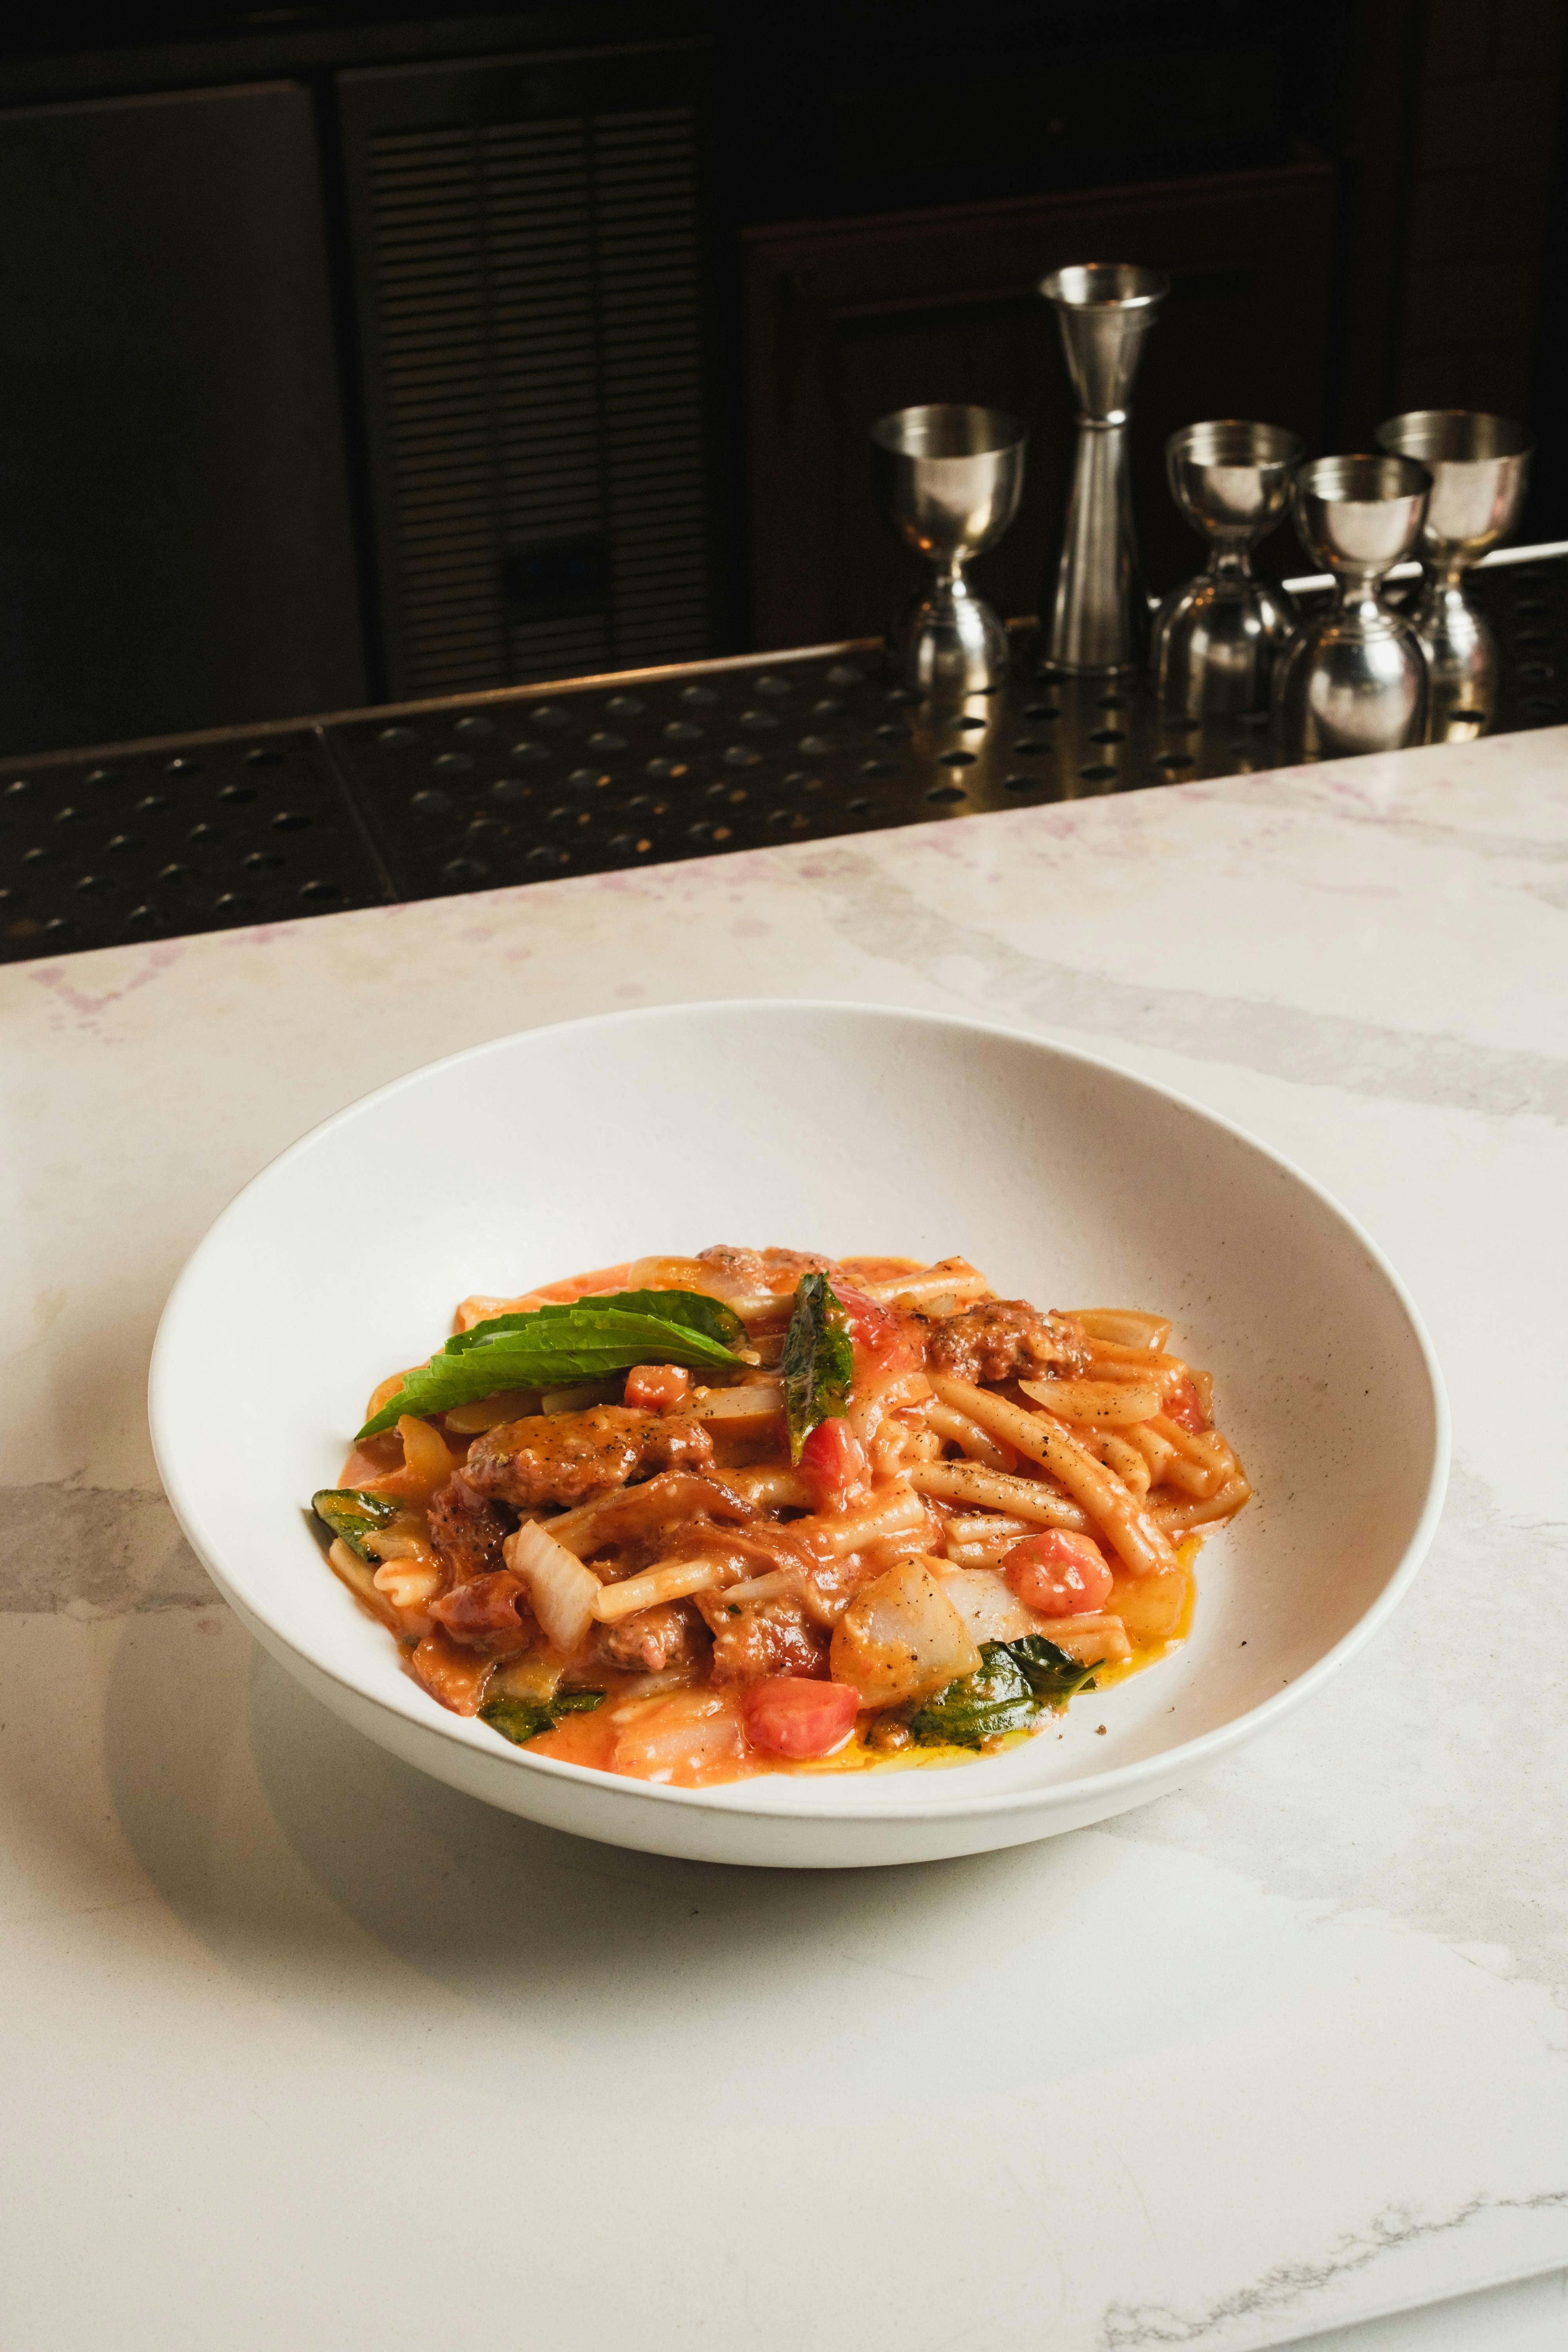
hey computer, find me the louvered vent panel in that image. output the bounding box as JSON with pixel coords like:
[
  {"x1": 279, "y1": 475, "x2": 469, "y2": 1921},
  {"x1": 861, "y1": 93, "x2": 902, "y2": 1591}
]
[
  {"x1": 367, "y1": 129, "x2": 504, "y2": 696},
  {"x1": 508, "y1": 613, "x2": 612, "y2": 682},
  {"x1": 360, "y1": 93, "x2": 713, "y2": 699},
  {"x1": 483, "y1": 119, "x2": 599, "y2": 557},
  {"x1": 594, "y1": 109, "x2": 710, "y2": 668}
]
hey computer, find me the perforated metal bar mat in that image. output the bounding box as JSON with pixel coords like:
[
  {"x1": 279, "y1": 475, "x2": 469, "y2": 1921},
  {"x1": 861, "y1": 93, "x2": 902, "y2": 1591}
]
[
  {"x1": 4, "y1": 554, "x2": 1563, "y2": 963},
  {"x1": 0, "y1": 728, "x2": 392, "y2": 960}
]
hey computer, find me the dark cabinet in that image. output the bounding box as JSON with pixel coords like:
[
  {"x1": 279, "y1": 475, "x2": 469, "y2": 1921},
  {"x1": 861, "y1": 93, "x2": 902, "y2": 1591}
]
[
  {"x1": 0, "y1": 81, "x2": 366, "y2": 755},
  {"x1": 6, "y1": 4, "x2": 1549, "y2": 753},
  {"x1": 742, "y1": 158, "x2": 1336, "y2": 650},
  {"x1": 338, "y1": 39, "x2": 724, "y2": 701}
]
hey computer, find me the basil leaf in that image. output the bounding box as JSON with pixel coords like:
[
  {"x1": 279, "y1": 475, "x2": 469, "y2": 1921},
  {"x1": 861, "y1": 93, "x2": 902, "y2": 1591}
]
[
  {"x1": 907, "y1": 1639, "x2": 1096, "y2": 1748},
  {"x1": 443, "y1": 1289, "x2": 745, "y2": 1357},
  {"x1": 780, "y1": 1270, "x2": 855, "y2": 1461},
  {"x1": 312, "y1": 1487, "x2": 399, "y2": 1560},
  {"x1": 907, "y1": 1644, "x2": 1038, "y2": 1748},
  {"x1": 1007, "y1": 1635, "x2": 1100, "y2": 1705},
  {"x1": 358, "y1": 1288, "x2": 747, "y2": 1438},
  {"x1": 481, "y1": 1689, "x2": 606, "y2": 1746}
]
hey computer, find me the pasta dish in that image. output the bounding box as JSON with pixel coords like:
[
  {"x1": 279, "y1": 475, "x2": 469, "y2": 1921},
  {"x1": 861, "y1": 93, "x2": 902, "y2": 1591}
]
[{"x1": 312, "y1": 1249, "x2": 1250, "y2": 1785}]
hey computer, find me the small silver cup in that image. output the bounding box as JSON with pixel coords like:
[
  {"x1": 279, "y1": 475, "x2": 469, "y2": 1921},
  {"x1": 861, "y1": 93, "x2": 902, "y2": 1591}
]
[
  {"x1": 1152, "y1": 419, "x2": 1302, "y2": 720},
  {"x1": 1373, "y1": 408, "x2": 1534, "y2": 740},
  {"x1": 1274, "y1": 454, "x2": 1432, "y2": 761},
  {"x1": 871, "y1": 403, "x2": 1027, "y2": 695}
]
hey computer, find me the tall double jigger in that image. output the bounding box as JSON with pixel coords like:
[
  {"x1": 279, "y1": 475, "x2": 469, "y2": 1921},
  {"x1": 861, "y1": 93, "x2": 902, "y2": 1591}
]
[
  {"x1": 871, "y1": 404, "x2": 1027, "y2": 695},
  {"x1": 1274, "y1": 454, "x2": 1432, "y2": 761},
  {"x1": 1374, "y1": 409, "x2": 1534, "y2": 740},
  {"x1": 1151, "y1": 420, "x2": 1302, "y2": 720},
  {"x1": 1039, "y1": 262, "x2": 1168, "y2": 672}
]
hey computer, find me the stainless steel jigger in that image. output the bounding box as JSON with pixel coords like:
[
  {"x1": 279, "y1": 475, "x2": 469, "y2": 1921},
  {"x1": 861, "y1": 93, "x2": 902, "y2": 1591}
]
[
  {"x1": 1274, "y1": 454, "x2": 1432, "y2": 761},
  {"x1": 1151, "y1": 419, "x2": 1302, "y2": 720},
  {"x1": 1039, "y1": 261, "x2": 1168, "y2": 672},
  {"x1": 870, "y1": 404, "x2": 1026, "y2": 694},
  {"x1": 1373, "y1": 408, "x2": 1533, "y2": 740}
]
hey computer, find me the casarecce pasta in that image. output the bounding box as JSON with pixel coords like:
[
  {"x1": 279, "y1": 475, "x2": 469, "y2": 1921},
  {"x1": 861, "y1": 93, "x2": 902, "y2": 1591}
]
[{"x1": 311, "y1": 1247, "x2": 1250, "y2": 1786}]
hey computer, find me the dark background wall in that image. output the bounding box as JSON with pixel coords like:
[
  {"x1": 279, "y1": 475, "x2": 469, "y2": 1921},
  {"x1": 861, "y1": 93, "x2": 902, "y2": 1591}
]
[
  {"x1": 0, "y1": 80, "x2": 367, "y2": 750},
  {"x1": 0, "y1": 0, "x2": 1563, "y2": 755}
]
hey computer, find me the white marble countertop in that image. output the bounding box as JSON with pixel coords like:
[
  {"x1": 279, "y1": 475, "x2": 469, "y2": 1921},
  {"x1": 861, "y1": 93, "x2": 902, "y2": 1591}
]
[{"x1": 4, "y1": 726, "x2": 1566, "y2": 2352}]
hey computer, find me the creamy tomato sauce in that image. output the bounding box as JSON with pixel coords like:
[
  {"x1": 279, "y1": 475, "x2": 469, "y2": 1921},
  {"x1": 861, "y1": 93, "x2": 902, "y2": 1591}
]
[{"x1": 315, "y1": 1247, "x2": 1248, "y2": 1786}]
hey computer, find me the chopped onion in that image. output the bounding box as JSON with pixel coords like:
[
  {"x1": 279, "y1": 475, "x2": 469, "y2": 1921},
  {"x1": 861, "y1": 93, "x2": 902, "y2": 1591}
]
[
  {"x1": 506, "y1": 1518, "x2": 600, "y2": 1653},
  {"x1": 932, "y1": 1565, "x2": 1051, "y2": 1645},
  {"x1": 828, "y1": 1558, "x2": 982, "y2": 1707},
  {"x1": 609, "y1": 1688, "x2": 748, "y2": 1785},
  {"x1": 1017, "y1": 1376, "x2": 1164, "y2": 1426}
]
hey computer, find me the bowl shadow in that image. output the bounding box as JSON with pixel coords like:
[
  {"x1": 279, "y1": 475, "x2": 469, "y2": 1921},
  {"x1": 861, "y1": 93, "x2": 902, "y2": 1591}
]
[{"x1": 101, "y1": 1614, "x2": 1105, "y2": 2034}]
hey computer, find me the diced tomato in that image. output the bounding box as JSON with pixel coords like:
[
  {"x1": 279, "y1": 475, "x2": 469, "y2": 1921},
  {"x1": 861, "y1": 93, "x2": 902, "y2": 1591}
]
[
  {"x1": 624, "y1": 1363, "x2": 691, "y2": 1412},
  {"x1": 835, "y1": 1286, "x2": 895, "y2": 1347},
  {"x1": 743, "y1": 1677, "x2": 860, "y2": 1760},
  {"x1": 1163, "y1": 1376, "x2": 1207, "y2": 1433},
  {"x1": 798, "y1": 1416, "x2": 869, "y2": 1507},
  {"x1": 835, "y1": 1286, "x2": 920, "y2": 1375},
  {"x1": 1002, "y1": 1530, "x2": 1114, "y2": 1617}
]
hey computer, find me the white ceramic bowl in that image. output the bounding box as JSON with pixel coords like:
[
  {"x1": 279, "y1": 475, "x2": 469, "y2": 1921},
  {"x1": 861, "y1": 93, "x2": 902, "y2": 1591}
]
[{"x1": 149, "y1": 1002, "x2": 1447, "y2": 1869}]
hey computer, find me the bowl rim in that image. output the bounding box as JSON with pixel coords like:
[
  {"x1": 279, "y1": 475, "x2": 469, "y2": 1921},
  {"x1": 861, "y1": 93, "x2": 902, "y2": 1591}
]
[{"x1": 149, "y1": 996, "x2": 1451, "y2": 1829}]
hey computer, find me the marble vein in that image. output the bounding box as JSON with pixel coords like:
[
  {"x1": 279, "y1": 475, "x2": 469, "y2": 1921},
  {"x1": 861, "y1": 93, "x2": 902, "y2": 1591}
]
[
  {"x1": 1196, "y1": 773, "x2": 1568, "y2": 862},
  {"x1": 1102, "y1": 1465, "x2": 1568, "y2": 2006},
  {"x1": 803, "y1": 842, "x2": 1568, "y2": 1121},
  {"x1": 2, "y1": 1479, "x2": 213, "y2": 1614},
  {"x1": 1, "y1": 726, "x2": 1565, "y2": 2352},
  {"x1": 1213, "y1": 786, "x2": 1568, "y2": 902},
  {"x1": 1100, "y1": 2191, "x2": 1568, "y2": 2349}
]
